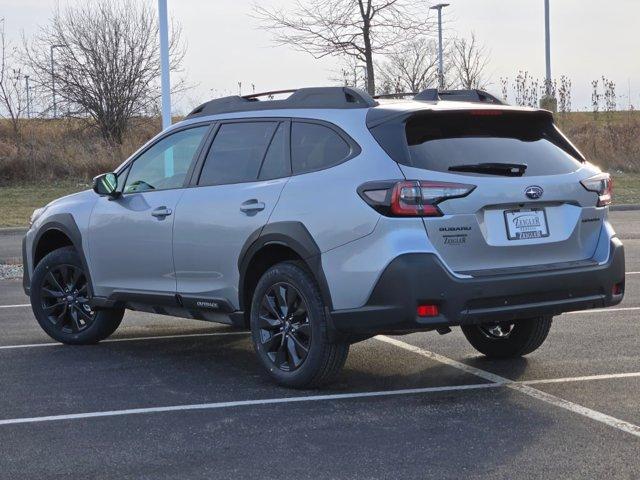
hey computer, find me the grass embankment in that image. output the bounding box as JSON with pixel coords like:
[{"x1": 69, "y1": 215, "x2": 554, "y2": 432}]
[{"x1": 0, "y1": 182, "x2": 88, "y2": 227}]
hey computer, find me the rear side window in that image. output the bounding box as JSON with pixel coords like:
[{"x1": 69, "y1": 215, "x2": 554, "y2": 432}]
[
  {"x1": 291, "y1": 122, "x2": 351, "y2": 174},
  {"x1": 199, "y1": 122, "x2": 278, "y2": 186},
  {"x1": 404, "y1": 112, "x2": 583, "y2": 176},
  {"x1": 259, "y1": 123, "x2": 290, "y2": 180}
]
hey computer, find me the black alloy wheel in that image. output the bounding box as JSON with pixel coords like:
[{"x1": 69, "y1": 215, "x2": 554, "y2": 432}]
[
  {"x1": 39, "y1": 264, "x2": 95, "y2": 334},
  {"x1": 30, "y1": 247, "x2": 124, "y2": 345},
  {"x1": 257, "y1": 282, "x2": 312, "y2": 372}
]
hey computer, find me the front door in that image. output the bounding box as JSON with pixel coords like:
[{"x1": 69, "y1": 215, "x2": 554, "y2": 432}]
[
  {"x1": 87, "y1": 125, "x2": 210, "y2": 298},
  {"x1": 173, "y1": 120, "x2": 291, "y2": 310}
]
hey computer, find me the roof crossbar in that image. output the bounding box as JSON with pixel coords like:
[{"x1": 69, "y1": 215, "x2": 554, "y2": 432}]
[
  {"x1": 414, "y1": 88, "x2": 505, "y2": 105},
  {"x1": 186, "y1": 87, "x2": 378, "y2": 118}
]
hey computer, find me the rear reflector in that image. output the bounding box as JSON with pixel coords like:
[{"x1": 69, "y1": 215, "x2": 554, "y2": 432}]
[
  {"x1": 417, "y1": 304, "x2": 439, "y2": 317},
  {"x1": 612, "y1": 283, "x2": 624, "y2": 296}
]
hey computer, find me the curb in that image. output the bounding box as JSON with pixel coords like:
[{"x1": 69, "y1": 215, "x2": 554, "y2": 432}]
[
  {"x1": 610, "y1": 204, "x2": 640, "y2": 212},
  {"x1": 0, "y1": 227, "x2": 27, "y2": 236}
]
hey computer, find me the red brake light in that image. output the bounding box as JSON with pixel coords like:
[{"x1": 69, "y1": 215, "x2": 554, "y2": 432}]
[
  {"x1": 580, "y1": 173, "x2": 613, "y2": 207},
  {"x1": 387, "y1": 180, "x2": 475, "y2": 217},
  {"x1": 468, "y1": 109, "x2": 504, "y2": 116}
]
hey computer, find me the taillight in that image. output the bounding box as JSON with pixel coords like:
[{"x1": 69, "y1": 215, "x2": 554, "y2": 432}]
[
  {"x1": 359, "y1": 180, "x2": 476, "y2": 217},
  {"x1": 580, "y1": 173, "x2": 613, "y2": 207}
]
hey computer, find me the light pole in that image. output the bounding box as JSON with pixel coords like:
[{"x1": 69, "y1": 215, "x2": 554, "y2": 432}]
[
  {"x1": 158, "y1": 0, "x2": 171, "y2": 130},
  {"x1": 544, "y1": 0, "x2": 551, "y2": 96},
  {"x1": 430, "y1": 3, "x2": 449, "y2": 90},
  {"x1": 50, "y1": 44, "x2": 64, "y2": 118}
]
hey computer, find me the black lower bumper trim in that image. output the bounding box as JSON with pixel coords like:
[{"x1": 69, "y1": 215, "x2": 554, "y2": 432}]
[
  {"x1": 22, "y1": 235, "x2": 30, "y2": 296},
  {"x1": 330, "y1": 238, "x2": 625, "y2": 335}
]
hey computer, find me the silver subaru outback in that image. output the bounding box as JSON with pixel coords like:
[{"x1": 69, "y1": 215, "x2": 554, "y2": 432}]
[{"x1": 23, "y1": 87, "x2": 625, "y2": 388}]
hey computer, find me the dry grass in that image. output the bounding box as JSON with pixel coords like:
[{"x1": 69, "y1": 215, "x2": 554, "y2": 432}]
[
  {"x1": 557, "y1": 111, "x2": 640, "y2": 172},
  {"x1": 0, "y1": 117, "x2": 162, "y2": 184}
]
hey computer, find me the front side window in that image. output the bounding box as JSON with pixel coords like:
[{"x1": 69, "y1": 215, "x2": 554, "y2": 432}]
[
  {"x1": 124, "y1": 126, "x2": 209, "y2": 193},
  {"x1": 198, "y1": 122, "x2": 279, "y2": 186},
  {"x1": 291, "y1": 122, "x2": 351, "y2": 174}
]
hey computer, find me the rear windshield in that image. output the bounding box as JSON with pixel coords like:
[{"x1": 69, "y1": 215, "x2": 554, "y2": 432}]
[{"x1": 404, "y1": 112, "x2": 583, "y2": 176}]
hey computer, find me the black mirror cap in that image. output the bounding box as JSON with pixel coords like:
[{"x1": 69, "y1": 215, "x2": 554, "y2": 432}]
[{"x1": 93, "y1": 172, "x2": 119, "y2": 198}]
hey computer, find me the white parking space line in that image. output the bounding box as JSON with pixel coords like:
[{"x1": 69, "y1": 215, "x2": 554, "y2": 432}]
[
  {"x1": 0, "y1": 304, "x2": 30, "y2": 309},
  {"x1": 1, "y1": 369, "x2": 639, "y2": 427},
  {"x1": 0, "y1": 331, "x2": 250, "y2": 350},
  {"x1": 626, "y1": 271, "x2": 640, "y2": 275},
  {"x1": 0, "y1": 382, "x2": 500, "y2": 426},
  {"x1": 521, "y1": 372, "x2": 640, "y2": 385},
  {"x1": 564, "y1": 307, "x2": 640, "y2": 315},
  {"x1": 377, "y1": 336, "x2": 640, "y2": 439}
]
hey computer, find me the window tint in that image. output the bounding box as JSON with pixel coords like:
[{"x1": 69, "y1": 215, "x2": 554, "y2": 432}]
[
  {"x1": 199, "y1": 122, "x2": 278, "y2": 185},
  {"x1": 124, "y1": 126, "x2": 208, "y2": 193},
  {"x1": 258, "y1": 123, "x2": 290, "y2": 180},
  {"x1": 404, "y1": 113, "x2": 582, "y2": 176},
  {"x1": 291, "y1": 122, "x2": 351, "y2": 174}
]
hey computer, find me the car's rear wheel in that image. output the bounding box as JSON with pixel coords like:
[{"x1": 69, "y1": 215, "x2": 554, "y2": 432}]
[
  {"x1": 250, "y1": 261, "x2": 349, "y2": 388},
  {"x1": 461, "y1": 316, "x2": 553, "y2": 358},
  {"x1": 30, "y1": 247, "x2": 124, "y2": 345}
]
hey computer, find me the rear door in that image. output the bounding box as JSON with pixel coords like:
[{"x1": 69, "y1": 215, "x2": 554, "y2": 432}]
[
  {"x1": 389, "y1": 110, "x2": 604, "y2": 273},
  {"x1": 172, "y1": 120, "x2": 290, "y2": 311}
]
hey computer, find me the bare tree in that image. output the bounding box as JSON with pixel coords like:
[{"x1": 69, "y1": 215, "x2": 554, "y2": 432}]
[
  {"x1": 26, "y1": 0, "x2": 186, "y2": 143},
  {"x1": 450, "y1": 32, "x2": 490, "y2": 90},
  {"x1": 377, "y1": 38, "x2": 449, "y2": 94},
  {"x1": 254, "y1": 0, "x2": 435, "y2": 95},
  {"x1": 0, "y1": 19, "x2": 28, "y2": 144}
]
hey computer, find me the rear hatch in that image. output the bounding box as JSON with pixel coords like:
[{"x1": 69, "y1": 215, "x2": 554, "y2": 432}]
[{"x1": 369, "y1": 107, "x2": 607, "y2": 275}]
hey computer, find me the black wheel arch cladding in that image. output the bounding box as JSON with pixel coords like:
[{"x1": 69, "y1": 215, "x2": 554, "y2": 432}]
[
  {"x1": 30, "y1": 213, "x2": 95, "y2": 298},
  {"x1": 238, "y1": 221, "x2": 334, "y2": 312}
]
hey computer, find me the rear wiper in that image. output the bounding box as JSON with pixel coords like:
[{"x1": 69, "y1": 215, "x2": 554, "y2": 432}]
[{"x1": 448, "y1": 162, "x2": 527, "y2": 177}]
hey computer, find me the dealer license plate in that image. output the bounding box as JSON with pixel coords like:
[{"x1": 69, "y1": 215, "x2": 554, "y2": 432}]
[{"x1": 504, "y1": 208, "x2": 549, "y2": 240}]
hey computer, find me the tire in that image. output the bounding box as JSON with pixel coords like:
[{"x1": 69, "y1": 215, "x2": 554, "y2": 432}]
[
  {"x1": 461, "y1": 316, "x2": 553, "y2": 358},
  {"x1": 30, "y1": 247, "x2": 124, "y2": 345},
  {"x1": 250, "y1": 261, "x2": 349, "y2": 388}
]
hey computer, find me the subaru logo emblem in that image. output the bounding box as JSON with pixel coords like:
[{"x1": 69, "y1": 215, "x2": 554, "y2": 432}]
[{"x1": 525, "y1": 185, "x2": 543, "y2": 200}]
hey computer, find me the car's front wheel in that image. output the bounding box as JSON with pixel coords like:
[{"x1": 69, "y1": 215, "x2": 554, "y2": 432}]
[
  {"x1": 461, "y1": 316, "x2": 553, "y2": 358},
  {"x1": 250, "y1": 261, "x2": 349, "y2": 388},
  {"x1": 30, "y1": 247, "x2": 124, "y2": 345}
]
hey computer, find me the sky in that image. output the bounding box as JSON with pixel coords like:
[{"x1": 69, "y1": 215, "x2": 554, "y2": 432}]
[{"x1": 1, "y1": 0, "x2": 639, "y2": 114}]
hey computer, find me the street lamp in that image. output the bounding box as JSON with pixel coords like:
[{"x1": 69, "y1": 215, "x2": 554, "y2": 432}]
[
  {"x1": 158, "y1": 0, "x2": 171, "y2": 130},
  {"x1": 544, "y1": 0, "x2": 551, "y2": 96},
  {"x1": 50, "y1": 44, "x2": 64, "y2": 118},
  {"x1": 430, "y1": 3, "x2": 450, "y2": 90}
]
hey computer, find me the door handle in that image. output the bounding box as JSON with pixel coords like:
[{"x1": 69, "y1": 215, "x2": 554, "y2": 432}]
[
  {"x1": 240, "y1": 199, "x2": 266, "y2": 214},
  {"x1": 151, "y1": 206, "x2": 173, "y2": 218}
]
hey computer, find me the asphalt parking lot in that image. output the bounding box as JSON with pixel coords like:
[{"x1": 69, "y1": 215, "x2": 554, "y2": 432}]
[{"x1": 1, "y1": 211, "x2": 639, "y2": 479}]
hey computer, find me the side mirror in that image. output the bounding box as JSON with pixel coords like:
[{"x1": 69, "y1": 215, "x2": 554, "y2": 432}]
[{"x1": 93, "y1": 172, "x2": 119, "y2": 198}]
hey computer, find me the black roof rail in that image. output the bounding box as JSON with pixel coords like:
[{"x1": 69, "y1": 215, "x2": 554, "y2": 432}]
[
  {"x1": 186, "y1": 86, "x2": 378, "y2": 118},
  {"x1": 414, "y1": 88, "x2": 505, "y2": 105},
  {"x1": 373, "y1": 92, "x2": 417, "y2": 100}
]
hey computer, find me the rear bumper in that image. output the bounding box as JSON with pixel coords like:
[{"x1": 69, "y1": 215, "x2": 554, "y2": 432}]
[{"x1": 330, "y1": 237, "x2": 625, "y2": 335}]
